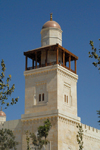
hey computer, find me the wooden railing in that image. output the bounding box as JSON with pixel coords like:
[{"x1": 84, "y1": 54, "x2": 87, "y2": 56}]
[{"x1": 27, "y1": 61, "x2": 76, "y2": 74}]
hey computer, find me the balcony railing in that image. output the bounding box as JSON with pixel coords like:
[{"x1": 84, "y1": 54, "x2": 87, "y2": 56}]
[{"x1": 26, "y1": 61, "x2": 76, "y2": 74}]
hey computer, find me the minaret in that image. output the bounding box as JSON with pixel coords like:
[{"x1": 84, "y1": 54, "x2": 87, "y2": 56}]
[
  {"x1": 23, "y1": 14, "x2": 78, "y2": 117},
  {"x1": 22, "y1": 14, "x2": 80, "y2": 150},
  {"x1": 41, "y1": 14, "x2": 62, "y2": 46},
  {"x1": 0, "y1": 107, "x2": 6, "y2": 125}
]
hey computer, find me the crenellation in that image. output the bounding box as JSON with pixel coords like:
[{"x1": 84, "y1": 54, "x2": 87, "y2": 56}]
[{"x1": 82, "y1": 123, "x2": 100, "y2": 137}]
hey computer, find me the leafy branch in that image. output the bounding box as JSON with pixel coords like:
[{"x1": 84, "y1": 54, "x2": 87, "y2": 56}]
[
  {"x1": 26, "y1": 119, "x2": 52, "y2": 150},
  {"x1": 88, "y1": 39, "x2": 100, "y2": 70},
  {"x1": 97, "y1": 110, "x2": 100, "y2": 125},
  {"x1": 76, "y1": 124, "x2": 84, "y2": 150},
  {"x1": 0, "y1": 59, "x2": 19, "y2": 109},
  {"x1": 0, "y1": 128, "x2": 18, "y2": 150}
]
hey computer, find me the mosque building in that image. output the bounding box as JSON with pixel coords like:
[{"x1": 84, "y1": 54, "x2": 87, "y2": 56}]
[{"x1": 0, "y1": 14, "x2": 100, "y2": 150}]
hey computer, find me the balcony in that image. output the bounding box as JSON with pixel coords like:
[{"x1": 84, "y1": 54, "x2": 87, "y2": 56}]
[{"x1": 24, "y1": 44, "x2": 78, "y2": 74}]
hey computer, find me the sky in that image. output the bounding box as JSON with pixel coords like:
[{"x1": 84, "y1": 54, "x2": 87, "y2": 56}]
[{"x1": 0, "y1": 0, "x2": 100, "y2": 129}]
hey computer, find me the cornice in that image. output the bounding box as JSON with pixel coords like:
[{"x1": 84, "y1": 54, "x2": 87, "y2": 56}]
[
  {"x1": 24, "y1": 65, "x2": 57, "y2": 77},
  {"x1": 24, "y1": 64, "x2": 78, "y2": 81},
  {"x1": 21, "y1": 109, "x2": 80, "y2": 125}
]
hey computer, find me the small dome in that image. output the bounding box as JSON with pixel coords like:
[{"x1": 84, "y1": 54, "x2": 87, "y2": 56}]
[
  {"x1": 42, "y1": 14, "x2": 61, "y2": 30},
  {"x1": 0, "y1": 111, "x2": 6, "y2": 117},
  {"x1": 42, "y1": 20, "x2": 61, "y2": 30}
]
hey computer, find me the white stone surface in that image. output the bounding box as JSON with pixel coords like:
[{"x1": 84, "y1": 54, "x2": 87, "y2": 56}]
[
  {"x1": 41, "y1": 27, "x2": 62, "y2": 46},
  {"x1": 0, "y1": 116, "x2": 6, "y2": 125}
]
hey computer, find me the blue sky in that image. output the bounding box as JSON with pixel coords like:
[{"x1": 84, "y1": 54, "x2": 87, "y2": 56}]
[{"x1": 0, "y1": 0, "x2": 100, "y2": 129}]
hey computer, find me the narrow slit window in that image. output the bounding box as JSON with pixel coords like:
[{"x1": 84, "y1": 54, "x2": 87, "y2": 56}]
[
  {"x1": 64, "y1": 95, "x2": 66, "y2": 102},
  {"x1": 67, "y1": 96, "x2": 68, "y2": 103},
  {"x1": 42, "y1": 93, "x2": 44, "y2": 101},
  {"x1": 39, "y1": 94, "x2": 41, "y2": 102}
]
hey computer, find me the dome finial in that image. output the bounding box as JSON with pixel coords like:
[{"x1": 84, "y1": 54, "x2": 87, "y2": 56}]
[{"x1": 50, "y1": 13, "x2": 53, "y2": 21}]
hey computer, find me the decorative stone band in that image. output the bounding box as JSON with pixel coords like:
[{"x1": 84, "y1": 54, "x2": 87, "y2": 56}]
[
  {"x1": 24, "y1": 64, "x2": 78, "y2": 81},
  {"x1": 21, "y1": 115, "x2": 80, "y2": 127},
  {"x1": 22, "y1": 116, "x2": 58, "y2": 126}
]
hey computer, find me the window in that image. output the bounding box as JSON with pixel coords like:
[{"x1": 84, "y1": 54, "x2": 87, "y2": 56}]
[
  {"x1": 39, "y1": 93, "x2": 45, "y2": 102},
  {"x1": 67, "y1": 96, "x2": 68, "y2": 103},
  {"x1": 42, "y1": 93, "x2": 44, "y2": 101},
  {"x1": 64, "y1": 95, "x2": 66, "y2": 102},
  {"x1": 39, "y1": 94, "x2": 41, "y2": 102},
  {"x1": 64, "y1": 95, "x2": 68, "y2": 104}
]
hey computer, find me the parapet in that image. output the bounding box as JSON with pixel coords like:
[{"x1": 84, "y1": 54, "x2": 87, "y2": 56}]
[{"x1": 81, "y1": 123, "x2": 100, "y2": 139}]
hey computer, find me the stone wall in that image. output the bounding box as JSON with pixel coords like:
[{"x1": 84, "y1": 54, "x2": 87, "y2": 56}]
[
  {"x1": 0, "y1": 119, "x2": 22, "y2": 150},
  {"x1": 24, "y1": 65, "x2": 58, "y2": 115},
  {"x1": 82, "y1": 123, "x2": 100, "y2": 150}
]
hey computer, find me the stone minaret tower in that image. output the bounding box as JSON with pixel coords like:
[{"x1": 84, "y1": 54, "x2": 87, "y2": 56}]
[{"x1": 22, "y1": 14, "x2": 80, "y2": 150}]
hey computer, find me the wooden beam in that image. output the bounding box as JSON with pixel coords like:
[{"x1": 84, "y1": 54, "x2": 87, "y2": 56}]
[
  {"x1": 25, "y1": 56, "x2": 27, "y2": 71},
  {"x1": 56, "y1": 48, "x2": 59, "y2": 64},
  {"x1": 75, "y1": 59, "x2": 77, "y2": 74},
  {"x1": 63, "y1": 51, "x2": 65, "y2": 67},
  {"x1": 35, "y1": 52, "x2": 37, "y2": 69},
  {"x1": 69, "y1": 55, "x2": 71, "y2": 70},
  {"x1": 45, "y1": 50, "x2": 47, "y2": 66},
  {"x1": 24, "y1": 44, "x2": 78, "y2": 62},
  {"x1": 39, "y1": 61, "x2": 41, "y2": 67},
  {"x1": 58, "y1": 45, "x2": 78, "y2": 60},
  {"x1": 32, "y1": 59, "x2": 34, "y2": 69}
]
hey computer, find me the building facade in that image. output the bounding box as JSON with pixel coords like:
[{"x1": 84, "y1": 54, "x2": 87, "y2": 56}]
[{"x1": 0, "y1": 14, "x2": 100, "y2": 150}]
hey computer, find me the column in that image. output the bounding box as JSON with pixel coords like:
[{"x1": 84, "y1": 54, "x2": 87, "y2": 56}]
[
  {"x1": 56, "y1": 48, "x2": 58, "y2": 64},
  {"x1": 75, "y1": 59, "x2": 77, "y2": 73},
  {"x1": 32, "y1": 59, "x2": 34, "y2": 69},
  {"x1": 63, "y1": 51, "x2": 65, "y2": 67},
  {"x1": 45, "y1": 50, "x2": 47, "y2": 66},
  {"x1": 69, "y1": 55, "x2": 71, "y2": 70},
  {"x1": 35, "y1": 52, "x2": 37, "y2": 69},
  {"x1": 25, "y1": 56, "x2": 27, "y2": 71}
]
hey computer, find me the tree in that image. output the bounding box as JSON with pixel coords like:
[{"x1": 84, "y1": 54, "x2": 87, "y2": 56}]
[
  {"x1": 88, "y1": 39, "x2": 100, "y2": 70},
  {"x1": 76, "y1": 124, "x2": 84, "y2": 150},
  {"x1": 97, "y1": 110, "x2": 100, "y2": 125},
  {"x1": 25, "y1": 131, "x2": 31, "y2": 150},
  {"x1": 0, "y1": 59, "x2": 19, "y2": 150},
  {"x1": 26, "y1": 119, "x2": 52, "y2": 150},
  {"x1": 0, "y1": 128, "x2": 18, "y2": 150},
  {"x1": 0, "y1": 59, "x2": 19, "y2": 109},
  {"x1": 88, "y1": 41, "x2": 100, "y2": 123}
]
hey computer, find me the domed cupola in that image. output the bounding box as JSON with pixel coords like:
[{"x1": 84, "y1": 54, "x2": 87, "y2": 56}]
[
  {"x1": 0, "y1": 107, "x2": 6, "y2": 125},
  {"x1": 41, "y1": 14, "x2": 62, "y2": 46}
]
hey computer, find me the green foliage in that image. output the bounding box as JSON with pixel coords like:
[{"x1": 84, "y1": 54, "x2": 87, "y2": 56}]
[
  {"x1": 0, "y1": 59, "x2": 19, "y2": 149},
  {"x1": 88, "y1": 39, "x2": 100, "y2": 70},
  {"x1": 88, "y1": 41, "x2": 100, "y2": 124},
  {"x1": 97, "y1": 110, "x2": 100, "y2": 125},
  {"x1": 26, "y1": 119, "x2": 52, "y2": 150},
  {"x1": 76, "y1": 124, "x2": 84, "y2": 150},
  {"x1": 37, "y1": 119, "x2": 52, "y2": 139},
  {"x1": 0, "y1": 128, "x2": 18, "y2": 150},
  {"x1": 0, "y1": 59, "x2": 19, "y2": 109},
  {"x1": 25, "y1": 131, "x2": 31, "y2": 150}
]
